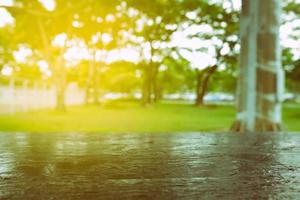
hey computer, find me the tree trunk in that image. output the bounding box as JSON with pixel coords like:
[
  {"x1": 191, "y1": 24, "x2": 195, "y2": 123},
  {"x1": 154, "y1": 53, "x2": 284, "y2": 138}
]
[
  {"x1": 142, "y1": 42, "x2": 156, "y2": 106},
  {"x1": 152, "y1": 63, "x2": 160, "y2": 103},
  {"x1": 85, "y1": 86, "x2": 91, "y2": 105},
  {"x1": 85, "y1": 61, "x2": 93, "y2": 105},
  {"x1": 85, "y1": 50, "x2": 100, "y2": 105},
  {"x1": 37, "y1": 19, "x2": 67, "y2": 111},
  {"x1": 231, "y1": 0, "x2": 284, "y2": 132},
  {"x1": 195, "y1": 70, "x2": 204, "y2": 105},
  {"x1": 142, "y1": 64, "x2": 152, "y2": 106},
  {"x1": 54, "y1": 63, "x2": 66, "y2": 111},
  {"x1": 56, "y1": 85, "x2": 66, "y2": 111},
  {"x1": 195, "y1": 66, "x2": 217, "y2": 106},
  {"x1": 92, "y1": 62, "x2": 100, "y2": 105}
]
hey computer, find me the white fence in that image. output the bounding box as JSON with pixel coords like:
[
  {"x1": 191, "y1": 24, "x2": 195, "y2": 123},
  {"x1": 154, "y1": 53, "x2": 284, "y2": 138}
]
[{"x1": 0, "y1": 82, "x2": 85, "y2": 114}]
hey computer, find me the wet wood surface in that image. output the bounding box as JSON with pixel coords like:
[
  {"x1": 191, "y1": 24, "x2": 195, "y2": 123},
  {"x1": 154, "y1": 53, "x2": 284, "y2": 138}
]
[{"x1": 0, "y1": 132, "x2": 300, "y2": 199}]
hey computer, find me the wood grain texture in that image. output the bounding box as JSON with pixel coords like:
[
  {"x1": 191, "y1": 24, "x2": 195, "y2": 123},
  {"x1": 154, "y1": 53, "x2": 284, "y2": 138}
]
[{"x1": 0, "y1": 132, "x2": 299, "y2": 199}]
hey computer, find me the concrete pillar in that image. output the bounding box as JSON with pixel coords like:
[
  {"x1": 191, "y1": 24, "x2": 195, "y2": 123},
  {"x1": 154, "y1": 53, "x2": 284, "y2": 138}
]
[
  {"x1": 9, "y1": 78, "x2": 15, "y2": 114},
  {"x1": 232, "y1": 0, "x2": 284, "y2": 132}
]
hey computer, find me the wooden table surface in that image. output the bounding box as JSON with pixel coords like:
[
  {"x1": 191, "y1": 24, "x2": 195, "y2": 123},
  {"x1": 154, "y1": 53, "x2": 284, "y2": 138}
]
[{"x1": 0, "y1": 132, "x2": 300, "y2": 199}]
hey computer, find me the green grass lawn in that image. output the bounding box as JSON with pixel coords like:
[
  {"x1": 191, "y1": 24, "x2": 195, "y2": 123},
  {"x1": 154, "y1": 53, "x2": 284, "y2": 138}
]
[{"x1": 0, "y1": 100, "x2": 299, "y2": 133}]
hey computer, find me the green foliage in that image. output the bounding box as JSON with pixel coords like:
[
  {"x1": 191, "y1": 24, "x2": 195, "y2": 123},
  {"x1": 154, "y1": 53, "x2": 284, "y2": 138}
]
[
  {"x1": 159, "y1": 55, "x2": 195, "y2": 94},
  {"x1": 0, "y1": 0, "x2": 299, "y2": 105},
  {"x1": 0, "y1": 26, "x2": 14, "y2": 70},
  {"x1": 284, "y1": 0, "x2": 300, "y2": 16},
  {"x1": 104, "y1": 61, "x2": 140, "y2": 94},
  {"x1": 286, "y1": 58, "x2": 300, "y2": 94}
]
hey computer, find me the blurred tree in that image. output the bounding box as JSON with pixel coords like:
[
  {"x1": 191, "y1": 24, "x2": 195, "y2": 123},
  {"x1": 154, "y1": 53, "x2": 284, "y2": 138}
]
[
  {"x1": 282, "y1": 48, "x2": 296, "y2": 93},
  {"x1": 286, "y1": 59, "x2": 300, "y2": 97},
  {"x1": 125, "y1": 0, "x2": 188, "y2": 105},
  {"x1": 2, "y1": 0, "x2": 298, "y2": 115},
  {"x1": 71, "y1": 0, "x2": 124, "y2": 104},
  {"x1": 104, "y1": 61, "x2": 140, "y2": 95},
  {"x1": 0, "y1": 26, "x2": 14, "y2": 71},
  {"x1": 182, "y1": 0, "x2": 239, "y2": 106},
  {"x1": 158, "y1": 53, "x2": 195, "y2": 96},
  {"x1": 282, "y1": 0, "x2": 300, "y2": 96},
  {"x1": 5, "y1": 0, "x2": 75, "y2": 111}
]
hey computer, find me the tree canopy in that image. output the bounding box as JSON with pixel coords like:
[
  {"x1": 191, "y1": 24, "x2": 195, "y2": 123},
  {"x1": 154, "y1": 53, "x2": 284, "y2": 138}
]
[{"x1": 0, "y1": 0, "x2": 299, "y2": 109}]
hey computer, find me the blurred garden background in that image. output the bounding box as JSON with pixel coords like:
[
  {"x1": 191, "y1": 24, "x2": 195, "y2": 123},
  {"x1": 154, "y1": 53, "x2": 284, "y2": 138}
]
[{"x1": 0, "y1": 0, "x2": 299, "y2": 132}]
